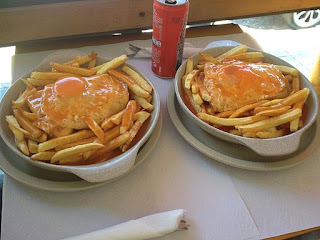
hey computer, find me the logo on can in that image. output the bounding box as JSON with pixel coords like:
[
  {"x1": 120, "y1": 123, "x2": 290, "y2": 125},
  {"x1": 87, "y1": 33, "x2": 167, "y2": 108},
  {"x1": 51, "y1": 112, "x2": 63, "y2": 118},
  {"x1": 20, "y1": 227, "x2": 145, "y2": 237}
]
[{"x1": 151, "y1": 0, "x2": 189, "y2": 78}]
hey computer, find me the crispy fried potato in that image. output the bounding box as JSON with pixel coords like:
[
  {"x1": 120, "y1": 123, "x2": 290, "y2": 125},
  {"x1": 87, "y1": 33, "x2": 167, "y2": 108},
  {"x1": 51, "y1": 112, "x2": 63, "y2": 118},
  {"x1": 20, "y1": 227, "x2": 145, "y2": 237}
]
[
  {"x1": 184, "y1": 70, "x2": 199, "y2": 89},
  {"x1": 122, "y1": 66, "x2": 152, "y2": 93},
  {"x1": 28, "y1": 139, "x2": 38, "y2": 154},
  {"x1": 122, "y1": 111, "x2": 150, "y2": 151},
  {"x1": 226, "y1": 52, "x2": 264, "y2": 62},
  {"x1": 50, "y1": 62, "x2": 96, "y2": 77},
  {"x1": 109, "y1": 69, "x2": 150, "y2": 98},
  {"x1": 12, "y1": 87, "x2": 37, "y2": 108},
  {"x1": 256, "y1": 105, "x2": 291, "y2": 116},
  {"x1": 120, "y1": 100, "x2": 137, "y2": 134},
  {"x1": 84, "y1": 116, "x2": 105, "y2": 142},
  {"x1": 51, "y1": 142, "x2": 105, "y2": 163},
  {"x1": 275, "y1": 65, "x2": 299, "y2": 77},
  {"x1": 96, "y1": 55, "x2": 128, "y2": 74},
  {"x1": 16, "y1": 138, "x2": 29, "y2": 156},
  {"x1": 236, "y1": 109, "x2": 302, "y2": 133},
  {"x1": 199, "y1": 52, "x2": 221, "y2": 64},
  {"x1": 133, "y1": 94, "x2": 154, "y2": 111},
  {"x1": 198, "y1": 113, "x2": 267, "y2": 126},
  {"x1": 38, "y1": 130, "x2": 95, "y2": 152},
  {"x1": 13, "y1": 109, "x2": 42, "y2": 138},
  {"x1": 30, "y1": 72, "x2": 75, "y2": 80},
  {"x1": 217, "y1": 45, "x2": 248, "y2": 60},
  {"x1": 185, "y1": 58, "x2": 194, "y2": 75},
  {"x1": 31, "y1": 151, "x2": 56, "y2": 161}
]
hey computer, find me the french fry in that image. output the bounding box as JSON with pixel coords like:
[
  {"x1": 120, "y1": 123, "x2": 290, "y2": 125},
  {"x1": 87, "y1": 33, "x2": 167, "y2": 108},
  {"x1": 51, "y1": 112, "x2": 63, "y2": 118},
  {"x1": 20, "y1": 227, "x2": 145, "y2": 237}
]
[
  {"x1": 88, "y1": 58, "x2": 97, "y2": 69},
  {"x1": 55, "y1": 136, "x2": 97, "y2": 151},
  {"x1": 96, "y1": 55, "x2": 128, "y2": 74},
  {"x1": 199, "y1": 52, "x2": 221, "y2": 65},
  {"x1": 7, "y1": 123, "x2": 25, "y2": 141},
  {"x1": 83, "y1": 116, "x2": 105, "y2": 142},
  {"x1": 260, "y1": 99, "x2": 283, "y2": 107},
  {"x1": 31, "y1": 151, "x2": 56, "y2": 161},
  {"x1": 6, "y1": 115, "x2": 30, "y2": 140},
  {"x1": 215, "y1": 110, "x2": 234, "y2": 118},
  {"x1": 284, "y1": 75, "x2": 293, "y2": 82},
  {"x1": 20, "y1": 78, "x2": 34, "y2": 88},
  {"x1": 20, "y1": 109, "x2": 38, "y2": 121},
  {"x1": 256, "y1": 105, "x2": 291, "y2": 117},
  {"x1": 243, "y1": 132, "x2": 257, "y2": 138},
  {"x1": 104, "y1": 132, "x2": 130, "y2": 152},
  {"x1": 110, "y1": 110, "x2": 125, "y2": 125},
  {"x1": 109, "y1": 69, "x2": 150, "y2": 98},
  {"x1": 104, "y1": 125, "x2": 121, "y2": 144},
  {"x1": 59, "y1": 154, "x2": 83, "y2": 164},
  {"x1": 12, "y1": 87, "x2": 37, "y2": 108},
  {"x1": 122, "y1": 111, "x2": 150, "y2": 151},
  {"x1": 30, "y1": 72, "x2": 75, "y2": 80},
  {"x1": 230, "y1": 102, "x2": 264, "y2": 118},
  {"x1": 28, "y1": 139, "x2": 38, "y2": 154},
  {"x1": 217, "y1": 45, "x2": 248, "y2": 60},
  {"x1": 275, "y1": 65, "x2": 299, "y2": 77},
  {"x1": 184, "y1": 70, "x2": 199, "y2": 89},
  {"x1": 13, "y1": 109, "x2": 42, "y2": 138},
  {"x1": 133, "y1": 94, "x2": 154, "y2": 111},
  {"x1": 38, "y1": 130, "x2": 95, "y2": 152},
  {"x1": 292, "y1": 76, "x2": 300, "y2": 92},
  {"x1": 226, "y1": 52, "x2": 264, "y2": 62},
  {"x1": 51, "y1": 142, "x2": 105, "y2": 163},
  {"x1": 120, "y1": 100, "x2": 137, "y2": 134},
  {"x1": 185, "y1": 58, "x2": 194, "y2": 75},
  {"x1": 192, "y1": 93, "x2": 203, "y2": 105},
  {"x1": 50, "y1": 62, "x2": 96, "y2": 77},
  {"x1": 191, "y1": 79, "x2": 199, "y2": 94},
  {"x1": 236, "y1": 109, "x2": 302, "y2": 133},
  {"x1": 198, "y1": 112, "x2": 267, "y2": 126},
  {"x1": 256, "y1": 129, "x2": 286, "y2": 138},
  {"x1": 290, "y1": 101, "x2": 305, "y2": 132},
  {"x1": 16, "y1": 138, "x2": 29, "y2": 156},
  {"x1": 281, "y1": 88, "x2": 309, "y2": 106},
  {"x1": 122, "y1": 66, "x2": 152, "y2": 93},
  {"x1": 26, "y1": 78, "x2": 57, "y2": 87}
]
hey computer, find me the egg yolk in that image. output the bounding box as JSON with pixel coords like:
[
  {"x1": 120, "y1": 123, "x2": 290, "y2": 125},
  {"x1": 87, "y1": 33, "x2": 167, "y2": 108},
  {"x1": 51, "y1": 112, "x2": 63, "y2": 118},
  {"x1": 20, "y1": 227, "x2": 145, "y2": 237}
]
[{"x1": 54, "y1": 77, "x2": 86, "y2": 98}]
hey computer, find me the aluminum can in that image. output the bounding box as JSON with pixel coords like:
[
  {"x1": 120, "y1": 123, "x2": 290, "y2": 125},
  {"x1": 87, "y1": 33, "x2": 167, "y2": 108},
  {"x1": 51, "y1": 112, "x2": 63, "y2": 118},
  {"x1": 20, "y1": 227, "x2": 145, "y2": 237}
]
[{"x1": 151, "y1": 0, "x2": 189, "y2": 78}]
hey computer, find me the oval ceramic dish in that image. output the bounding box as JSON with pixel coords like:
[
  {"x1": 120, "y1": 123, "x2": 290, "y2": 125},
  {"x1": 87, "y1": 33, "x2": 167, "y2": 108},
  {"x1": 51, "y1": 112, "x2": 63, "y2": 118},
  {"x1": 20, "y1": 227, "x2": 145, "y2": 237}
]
[
  {"x1": 0, "y1": 50, "x2": 160, "y2": 183},
  {"x1": 175, "y1": 45, "x2": 319, "y2": 156}
]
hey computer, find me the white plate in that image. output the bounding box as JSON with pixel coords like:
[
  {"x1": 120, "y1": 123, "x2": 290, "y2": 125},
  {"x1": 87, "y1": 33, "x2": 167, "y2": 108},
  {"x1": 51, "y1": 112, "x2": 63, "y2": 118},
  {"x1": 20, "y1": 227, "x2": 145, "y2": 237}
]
[
  {"x1": 167, "y1": 83, "x2": 318, "y2": 171},
  {"x1": 0, "y1": 115, "x2": 162, "y2": 192}
]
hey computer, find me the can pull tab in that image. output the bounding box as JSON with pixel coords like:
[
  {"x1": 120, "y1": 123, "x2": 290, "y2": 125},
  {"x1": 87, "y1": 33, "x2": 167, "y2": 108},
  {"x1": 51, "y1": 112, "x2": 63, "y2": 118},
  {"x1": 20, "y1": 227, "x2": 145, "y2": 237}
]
[{"x1": 165, "y1": 0, "x2": 177, "y2": 4}]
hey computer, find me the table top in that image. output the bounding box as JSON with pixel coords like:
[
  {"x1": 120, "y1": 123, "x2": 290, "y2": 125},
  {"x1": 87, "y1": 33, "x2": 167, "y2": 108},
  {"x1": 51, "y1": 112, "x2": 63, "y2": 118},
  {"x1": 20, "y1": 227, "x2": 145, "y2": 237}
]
[{"x1": 1, "y1": 24, "x2": 320, "y2": 240}]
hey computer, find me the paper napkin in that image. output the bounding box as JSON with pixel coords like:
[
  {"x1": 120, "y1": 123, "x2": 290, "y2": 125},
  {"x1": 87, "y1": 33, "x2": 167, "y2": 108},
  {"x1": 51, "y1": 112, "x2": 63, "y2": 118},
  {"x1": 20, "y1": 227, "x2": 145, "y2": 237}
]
[{"x1": 63, "y1": 209, "x2": 187, "y2": 240}]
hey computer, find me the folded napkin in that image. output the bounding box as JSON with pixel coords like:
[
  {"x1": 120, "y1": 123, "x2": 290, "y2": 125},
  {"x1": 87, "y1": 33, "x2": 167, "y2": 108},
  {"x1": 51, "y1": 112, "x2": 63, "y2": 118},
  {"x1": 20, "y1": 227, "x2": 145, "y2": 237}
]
[
  {"x1": 126, "y1": 42, "x2": 202, "y2": 59},
  {"x1": 63, "y1": 209, "x2": 187, "y2": 240}
]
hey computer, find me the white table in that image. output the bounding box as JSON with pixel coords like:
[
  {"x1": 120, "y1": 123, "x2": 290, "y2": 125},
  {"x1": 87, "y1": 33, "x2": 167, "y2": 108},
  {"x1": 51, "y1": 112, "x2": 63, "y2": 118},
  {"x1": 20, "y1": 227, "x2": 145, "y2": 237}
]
[{"x1": 1, "y1": 33, "x2": 320, "y2": 240}]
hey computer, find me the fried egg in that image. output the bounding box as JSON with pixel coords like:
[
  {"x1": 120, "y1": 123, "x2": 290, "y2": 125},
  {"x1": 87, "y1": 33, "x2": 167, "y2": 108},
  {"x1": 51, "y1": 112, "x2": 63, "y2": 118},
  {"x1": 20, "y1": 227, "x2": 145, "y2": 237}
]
[
  {"x1": 203, "y1": 60, "x2": 291, "y2": 112},
  {"x1": 27, "y1": 74, "x2": 129, "y2": 130}
]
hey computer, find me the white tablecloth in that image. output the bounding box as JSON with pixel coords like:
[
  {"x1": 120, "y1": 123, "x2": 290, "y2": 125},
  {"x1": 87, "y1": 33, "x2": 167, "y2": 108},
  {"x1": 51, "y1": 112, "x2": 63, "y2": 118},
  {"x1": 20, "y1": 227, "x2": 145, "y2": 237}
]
[{"x1": 1, "y1": 33, "x2": 320, "y2": 240}]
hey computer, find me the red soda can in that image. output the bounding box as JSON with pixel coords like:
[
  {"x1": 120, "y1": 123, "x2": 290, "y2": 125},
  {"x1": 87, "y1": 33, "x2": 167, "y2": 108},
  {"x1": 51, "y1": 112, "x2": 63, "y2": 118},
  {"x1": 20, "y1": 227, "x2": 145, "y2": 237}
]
[{"x1": 151, "y1": 0, "x2": 189, "y2": 78}]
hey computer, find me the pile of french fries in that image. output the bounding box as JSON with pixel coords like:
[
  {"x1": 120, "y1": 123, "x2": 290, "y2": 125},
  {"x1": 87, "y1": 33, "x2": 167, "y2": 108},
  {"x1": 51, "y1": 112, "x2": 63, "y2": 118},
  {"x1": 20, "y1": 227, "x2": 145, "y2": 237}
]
[
  {"x1": 182, "y1": 45, "x2": 310, "y2": 139},
  {"x1": 7, "y1": 52, "x2": 154, "y2": 165}
]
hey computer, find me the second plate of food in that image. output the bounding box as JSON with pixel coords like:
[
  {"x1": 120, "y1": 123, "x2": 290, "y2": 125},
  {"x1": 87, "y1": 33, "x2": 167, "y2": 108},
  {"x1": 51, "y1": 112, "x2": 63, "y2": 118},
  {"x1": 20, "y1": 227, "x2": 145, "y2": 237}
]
[
  {"x1": 168, "y1": 83, "x2": 319, "y2": 171},
  {"x1": 174, "y1": 44, "x2": 318, "y2": 157}
]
